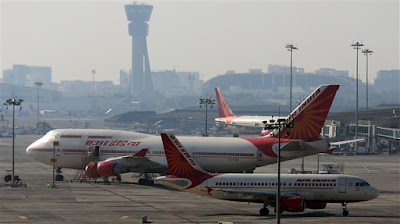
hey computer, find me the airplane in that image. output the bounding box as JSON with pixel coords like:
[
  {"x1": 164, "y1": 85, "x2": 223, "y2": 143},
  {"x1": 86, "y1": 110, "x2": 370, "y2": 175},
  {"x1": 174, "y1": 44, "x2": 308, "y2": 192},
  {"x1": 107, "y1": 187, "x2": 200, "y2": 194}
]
[
  {"x1": 26, "y1": 84, "x2": 339, "y2": 184},
  {"x1": 214, "y1": 87, "x2": 285, "y2": 135},
  {"x1": 29, "y1": 104, "x2": 58, "y2": 115},
  {"x1": 155, "y1": 133, "x2": 380, "y2": 217}
]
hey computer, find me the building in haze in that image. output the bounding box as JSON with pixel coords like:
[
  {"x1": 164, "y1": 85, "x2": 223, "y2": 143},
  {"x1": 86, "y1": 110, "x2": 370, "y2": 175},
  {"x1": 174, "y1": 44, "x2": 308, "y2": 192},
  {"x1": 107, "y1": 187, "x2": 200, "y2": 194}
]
[
  {"x1": 374, "y1": 70, "x2": 400, "y2": 105},
  {"x1": 151, "y1": 70, "x2": 203, "y2": 97}
]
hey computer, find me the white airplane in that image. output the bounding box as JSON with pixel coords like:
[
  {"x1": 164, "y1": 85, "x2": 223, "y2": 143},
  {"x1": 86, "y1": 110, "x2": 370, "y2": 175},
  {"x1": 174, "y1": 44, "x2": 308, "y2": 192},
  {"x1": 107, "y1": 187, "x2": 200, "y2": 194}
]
[
  {"x1": 26, "y1": 84, "x2": 339, "y2": 183},
  {"x1": 155, "y1": 133, "x2": 380, "y2": 217},
  {"x1": 215, "y1": 87, "x2": 285, "y2": 135}
]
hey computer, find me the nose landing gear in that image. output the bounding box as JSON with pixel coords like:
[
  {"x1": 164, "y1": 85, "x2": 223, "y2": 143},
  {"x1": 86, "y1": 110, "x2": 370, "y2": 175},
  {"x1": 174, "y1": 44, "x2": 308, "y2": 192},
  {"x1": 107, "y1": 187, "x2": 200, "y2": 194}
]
[
  {"x1": 55, "y1": 167, "x2": 64, "y2": 181},
  {"x1": 342, "y1": 202, "x2": 349, "y2": 216},
  {"x1": 259, "y1": 203, "x2": 269, "y2": 216}
]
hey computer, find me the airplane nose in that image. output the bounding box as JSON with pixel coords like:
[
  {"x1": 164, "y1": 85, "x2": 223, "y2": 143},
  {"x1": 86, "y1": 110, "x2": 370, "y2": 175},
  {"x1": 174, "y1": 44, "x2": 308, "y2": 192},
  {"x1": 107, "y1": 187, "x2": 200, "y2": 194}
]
[
  {"x1": 370, "y1": 187, "x2": 380, "y2": 199},
  {"x1": 26, "y1": 143, "x2": 34, "y2": 156}
]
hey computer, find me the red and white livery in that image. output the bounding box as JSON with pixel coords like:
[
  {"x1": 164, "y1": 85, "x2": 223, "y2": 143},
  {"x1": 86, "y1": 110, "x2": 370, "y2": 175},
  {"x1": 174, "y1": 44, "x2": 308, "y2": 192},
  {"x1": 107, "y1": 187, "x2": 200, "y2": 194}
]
[
  {"x1": 215, "y1": 87, "x2": 285, "y2": 133},
  {"x1": 156, "y1": 133, "x2": 380, "y2": 217},
  {"x1": 26, "y1": 85, "x2": 340, "y2": 183}
]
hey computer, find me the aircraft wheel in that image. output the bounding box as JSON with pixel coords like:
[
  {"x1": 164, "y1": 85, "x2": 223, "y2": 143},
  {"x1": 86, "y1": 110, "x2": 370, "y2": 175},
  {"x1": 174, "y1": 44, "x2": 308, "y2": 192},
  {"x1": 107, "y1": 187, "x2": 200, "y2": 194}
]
[
  {"x1": 55, "y1": 175, "x2": 64, "y2": 181},
  {"x1": 342, "y1": 210, "x2": 349, "y2": 216},
  {"x1": 259, "y1": 208, "x2": 269, "y2": 216}
]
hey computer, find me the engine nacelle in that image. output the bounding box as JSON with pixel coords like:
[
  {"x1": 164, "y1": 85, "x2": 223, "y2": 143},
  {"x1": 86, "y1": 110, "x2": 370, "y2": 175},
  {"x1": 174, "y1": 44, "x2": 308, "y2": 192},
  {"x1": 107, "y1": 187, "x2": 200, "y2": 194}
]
[
  {"x1": 306, "y1": 201, "x2": 327, "y2": 210},
  {"x1": 280, "y1": 196, "x2": 305, "y2": 212},
  {"x1": 85, "y1": 162, "x2": 100, "y2": 179},
  {"x1": 97, "y1": 161, "x2": 129, "y2": 177}
]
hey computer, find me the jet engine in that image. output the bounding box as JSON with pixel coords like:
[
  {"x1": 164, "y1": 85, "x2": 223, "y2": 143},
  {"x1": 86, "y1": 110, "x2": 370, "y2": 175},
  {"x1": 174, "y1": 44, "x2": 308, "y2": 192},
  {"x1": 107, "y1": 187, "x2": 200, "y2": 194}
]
[
  {"x1": 96, "y1": 161, "x2": 129, "y2": 177},
  {"x1": 280, "y1": 196, "x2": 305, "y2": 212},
  {"x1": 85, "y1": 161, "x2": 129, "y2": 178},
  {"x1": 306, "y1": 201, "x2": 327, "y2": 210},
  {"x1": 85, "y1": 162, "x2": 100, "y2": 179}
]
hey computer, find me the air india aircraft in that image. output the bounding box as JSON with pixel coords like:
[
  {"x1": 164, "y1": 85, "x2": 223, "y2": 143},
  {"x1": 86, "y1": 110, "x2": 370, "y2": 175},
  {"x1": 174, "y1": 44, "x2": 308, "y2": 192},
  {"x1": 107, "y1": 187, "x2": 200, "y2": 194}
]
[
  {"x1": 214, "y1": 87, "x2": 285, "y2": 135},
  {"x1": 26, "y1": 85, "x2": 339, "y2": 184},
  {"x1": 155, "y1": 133, "x2": 379, "y2": 216}
]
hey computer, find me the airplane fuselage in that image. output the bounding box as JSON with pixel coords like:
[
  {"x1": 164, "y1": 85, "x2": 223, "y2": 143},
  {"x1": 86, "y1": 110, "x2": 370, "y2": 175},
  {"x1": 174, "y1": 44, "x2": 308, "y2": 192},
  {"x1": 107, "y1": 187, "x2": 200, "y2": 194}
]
[
  {"x1": 156, "y1": 173, "x2": 379, "y2": 205},
  {"x1": 26, "y1": 129, "x2": 329, "y2": 173}
]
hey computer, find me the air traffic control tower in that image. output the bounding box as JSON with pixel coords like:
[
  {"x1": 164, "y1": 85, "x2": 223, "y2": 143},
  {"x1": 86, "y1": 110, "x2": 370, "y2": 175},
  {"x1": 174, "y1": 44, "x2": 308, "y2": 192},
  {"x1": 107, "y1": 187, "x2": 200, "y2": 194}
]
[{"x1": 124, "y1": 3, "x2": 153, "y2": 100}]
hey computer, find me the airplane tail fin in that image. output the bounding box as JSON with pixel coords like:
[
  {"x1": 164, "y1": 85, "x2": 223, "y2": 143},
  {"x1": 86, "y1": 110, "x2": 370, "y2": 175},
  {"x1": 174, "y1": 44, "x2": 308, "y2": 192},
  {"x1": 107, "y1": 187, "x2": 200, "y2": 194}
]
[
  {"x1": 279, "y1": 84, "x2": 340, "y2": 141},
  {"x1": 161, "y1": 133, "x2": 209, "y2": 180},
  {"x1": 215, "y1": 87, "x2": 235, "y2": 117}
]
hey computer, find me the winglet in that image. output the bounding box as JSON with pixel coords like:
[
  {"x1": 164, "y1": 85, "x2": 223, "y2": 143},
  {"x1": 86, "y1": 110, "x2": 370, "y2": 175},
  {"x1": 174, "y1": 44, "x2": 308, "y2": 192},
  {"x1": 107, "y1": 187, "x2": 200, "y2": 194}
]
[
  {"x1": 279, "y1": 84, "x2": 340, "y2": 141},
  {"x1": 160, "y1": 133, "x2": 209, "y2": 179},
  {"x1": 215, "y1": 87, "x2": 235, "y2": 117},
  {"x1": 134, "y1": 148, "x2": 149, "y2": 157}
]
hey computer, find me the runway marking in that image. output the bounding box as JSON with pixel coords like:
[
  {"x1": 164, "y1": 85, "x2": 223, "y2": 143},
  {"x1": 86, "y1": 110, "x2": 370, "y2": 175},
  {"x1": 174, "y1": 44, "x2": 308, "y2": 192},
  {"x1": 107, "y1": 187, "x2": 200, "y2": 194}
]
[
  {"x1": 19, "y1": 216, "x2": 28, "y2": 219},
  {"x1": 120, "y1": 216, "x2": 129, "y2": 219},
  {"x1": 360, "y1": 163, "x2": 371, "y2": 173}
]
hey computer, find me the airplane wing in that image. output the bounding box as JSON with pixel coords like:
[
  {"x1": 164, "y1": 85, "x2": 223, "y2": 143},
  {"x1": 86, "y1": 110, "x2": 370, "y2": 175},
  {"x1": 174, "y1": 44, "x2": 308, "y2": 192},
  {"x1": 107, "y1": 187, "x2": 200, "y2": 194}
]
[
  {"x1": 86, "y1": 148, "x2": 168, "y2": 179},
  {"x1": 279, "y1": 139, "x2": 323, "y2": 158},
  {"x1": 217, "y1": 188, "x2": 299, "y2": 202},
  {"x1": 330, "y1": 139, "x2": 364, "y2": 146},
  {"x1": 104, "y1": 149, "x2": 166, "y2": 173}
]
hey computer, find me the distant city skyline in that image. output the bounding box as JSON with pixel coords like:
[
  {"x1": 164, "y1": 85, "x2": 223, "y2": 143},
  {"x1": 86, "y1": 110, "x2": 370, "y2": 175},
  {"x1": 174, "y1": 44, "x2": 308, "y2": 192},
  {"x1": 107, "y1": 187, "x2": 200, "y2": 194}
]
[{"x1": 1, "y1": 0, "x2": 399, "y2": 84}]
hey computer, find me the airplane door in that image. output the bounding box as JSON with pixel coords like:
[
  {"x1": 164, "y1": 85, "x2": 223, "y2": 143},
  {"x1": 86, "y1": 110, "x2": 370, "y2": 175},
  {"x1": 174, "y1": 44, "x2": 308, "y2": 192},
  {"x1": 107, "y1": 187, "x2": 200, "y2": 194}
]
[
  {"x1": 256, "y1": 150, "x2": 263, "y2": 161},
  {"x1": 339, "y1": 178, "x2": 346, "y2": 193}
]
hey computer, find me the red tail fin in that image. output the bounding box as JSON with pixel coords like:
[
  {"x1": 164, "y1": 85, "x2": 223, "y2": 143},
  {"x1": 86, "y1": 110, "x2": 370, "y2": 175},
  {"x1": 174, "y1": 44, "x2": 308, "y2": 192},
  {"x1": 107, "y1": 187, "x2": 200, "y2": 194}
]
[
  {"x1": 161, "y1": 133, "x2": 208, "y2": 179},
  {"x1": 133, "y1": 148, "x2": 148, "y2": 157},
  {"x1": 215, "y1": 87, "x2": 235, "y2": 117},
  {"x1": 280, "y1": 84, "x2": 340, "y2": 141}
]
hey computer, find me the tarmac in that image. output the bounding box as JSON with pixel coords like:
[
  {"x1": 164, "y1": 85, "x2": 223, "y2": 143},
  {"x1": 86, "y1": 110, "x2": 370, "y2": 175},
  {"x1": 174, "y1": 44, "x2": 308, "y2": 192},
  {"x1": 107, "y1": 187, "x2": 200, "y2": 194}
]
[{"x1": 1, "y1": 135, "x2": 399, "y2": 223}]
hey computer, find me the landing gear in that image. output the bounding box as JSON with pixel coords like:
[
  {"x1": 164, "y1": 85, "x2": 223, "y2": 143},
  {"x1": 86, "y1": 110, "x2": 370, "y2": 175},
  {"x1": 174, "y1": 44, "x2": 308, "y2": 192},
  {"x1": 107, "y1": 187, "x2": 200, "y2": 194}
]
[
  {"x1": 342, "y1": 202, "x2": 349, "y2": 216},
  {"x1": 137, "y1": 173, "x2": 155, "y2": 185},
  {"x1": 138, "y1": 178, "x2": 154, "y2": 185},
  {"x1": 259, "y1": 203, "x2": 269, "y2": 216},
  {"x1": 103, "y1": 177, "x2": 110, "y2": 185},
  {"x1": 55, "y1": 168, "x2": 64, "y2": 181}
]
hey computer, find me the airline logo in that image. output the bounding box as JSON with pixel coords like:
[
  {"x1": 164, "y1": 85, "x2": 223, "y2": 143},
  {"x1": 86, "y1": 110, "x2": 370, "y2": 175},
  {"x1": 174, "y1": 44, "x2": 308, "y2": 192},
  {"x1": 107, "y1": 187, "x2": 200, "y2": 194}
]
[
  {"x1": 281, "y1": 85, "x2": 339, "y2": 141},
  {"x1": 85, "y1": 140, "x2": 141, "y2": 147},
  {"x1": 170, "y1": 135, "x2": 197, "y2": 167},
  {"x1": 161, "y1": 133, "x2": 211, "y2": 189},
  {"x1": 296, "y1": 179, "x2": 336, "y2": 183}
]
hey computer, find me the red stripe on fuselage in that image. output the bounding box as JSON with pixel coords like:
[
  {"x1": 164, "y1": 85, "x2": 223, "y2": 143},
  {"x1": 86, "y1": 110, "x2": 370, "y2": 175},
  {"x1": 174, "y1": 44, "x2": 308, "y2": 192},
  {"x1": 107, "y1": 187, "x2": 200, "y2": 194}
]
[{"x1": 242, "y1": 137, "x2": 291, "y2": 157}]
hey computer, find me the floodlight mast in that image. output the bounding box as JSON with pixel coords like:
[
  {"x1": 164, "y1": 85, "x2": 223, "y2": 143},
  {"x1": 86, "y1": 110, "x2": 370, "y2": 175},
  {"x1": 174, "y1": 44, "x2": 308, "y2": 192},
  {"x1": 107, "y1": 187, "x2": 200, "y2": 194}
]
[
  {"x1": 199, "y1": 97, "x2": 215, "y2": 136},
  {"x1": 351, "y1": 42, "x2": 364, "y2": 153},
  {"x1": 263, "y1": 115, "x2": 292, "y2": 224},
  {"x1": 4, "y1": 98, "x2": 23, "y2": 187},
  {"x1": 34, "y1": 81, "x2": 43, "y2": 124},
  {"x1": 362, "y1": 49, "x2": 373, "y2": 110},
  {"x1": 285, "y1": 44, "x2": 298, "y2": 112}
]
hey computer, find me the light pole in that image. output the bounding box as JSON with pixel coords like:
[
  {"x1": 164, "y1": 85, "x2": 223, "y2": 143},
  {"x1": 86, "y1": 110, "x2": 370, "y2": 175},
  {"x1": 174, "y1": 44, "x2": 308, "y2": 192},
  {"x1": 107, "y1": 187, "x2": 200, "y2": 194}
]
[
  {"x1": 362, "y1": 49, "x2": 373, "y2": 110},
  {"x1": 285, "y1": 44, "x2": 298, "y2": 112},
  {"x1": 351, "y1": 42, "x2": 364, "y2": 153},
  {"x1": 199, "y1": 97, "x2": 215, "y2": 136},
  {"x1": 34, "y1": 81, "x2": 43, "y2": 124},
  {"x1": 4, "y1": 98, "x2": 23, "y2": 187},
  {"x1": 264, "y1": 114, "x2": 293, "y2": 224},
  {"x1": 91, "y1": 70, "x2": 96, "y2": 97},
  {"x1": 286, "y1": 44, "x2": 302, "y2": 170}
]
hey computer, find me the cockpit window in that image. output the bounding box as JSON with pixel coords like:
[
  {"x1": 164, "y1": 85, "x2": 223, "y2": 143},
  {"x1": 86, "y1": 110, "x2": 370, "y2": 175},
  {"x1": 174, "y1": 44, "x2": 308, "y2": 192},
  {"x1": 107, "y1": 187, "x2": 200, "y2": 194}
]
[{"x1": 356, "y1": 181, "x2": 370, "y2": 187}]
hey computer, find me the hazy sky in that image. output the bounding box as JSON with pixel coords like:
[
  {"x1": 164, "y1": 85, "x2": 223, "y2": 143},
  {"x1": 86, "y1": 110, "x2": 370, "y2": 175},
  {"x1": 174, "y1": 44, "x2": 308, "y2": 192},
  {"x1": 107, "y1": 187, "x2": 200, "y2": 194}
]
[{"x1": 1, "y1": 0, "x2": 399, "y2": 84}]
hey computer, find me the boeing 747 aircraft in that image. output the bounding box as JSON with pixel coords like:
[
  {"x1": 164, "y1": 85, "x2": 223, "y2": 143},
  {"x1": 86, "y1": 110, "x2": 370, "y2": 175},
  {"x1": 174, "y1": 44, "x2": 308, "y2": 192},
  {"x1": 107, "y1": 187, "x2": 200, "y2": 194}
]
[
  {"x1": 26, "y1": 85, "x2": 340, "y2": 184},
  {"x1": 156, "y1": 133, "x2": 379, "y2": 216}
]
